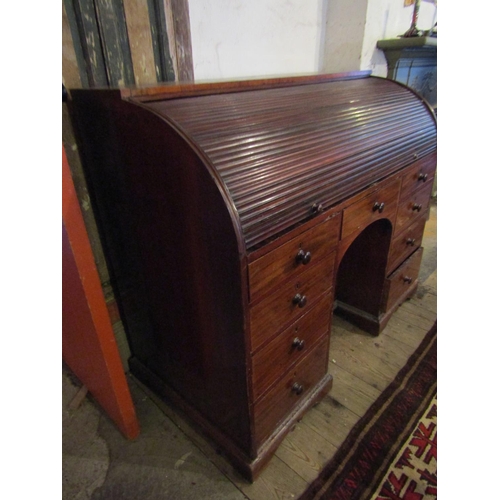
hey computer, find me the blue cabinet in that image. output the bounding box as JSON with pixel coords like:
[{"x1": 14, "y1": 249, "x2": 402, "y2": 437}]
[{"x1": 377, "y1": 37, "x2": 436, "y2": 111}]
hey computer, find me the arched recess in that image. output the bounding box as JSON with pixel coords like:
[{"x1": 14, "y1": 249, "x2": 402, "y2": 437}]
[{"x1": 335, "y1": 218, "x2": 393, "y2": 334}]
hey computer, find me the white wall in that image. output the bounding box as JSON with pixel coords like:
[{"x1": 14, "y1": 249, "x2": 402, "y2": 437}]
[
  {"x1": 188, "y1": 0, "x2": 327, "y2": 81},
  {"x1": 188, "y1": 0, "x2": 437, "y2": 80}
]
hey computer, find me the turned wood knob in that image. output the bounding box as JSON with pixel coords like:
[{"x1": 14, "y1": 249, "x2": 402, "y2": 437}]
[
  {"x1": 412, "y1": 203, "x2": 422, "y2": 212},
  {"x1": 292, "y1": 337, "x2": 305, "y2": 350},
  {"x1": 418, "y1": 173, "x2": 428, "y2": 182},
  {"x1": 292, "y1": 383, "x2": 304, "y2": 395},
  {"x1": 296, "y1": 249, "x2": 311, "y2": 265},
  {"x1": 312, "y1": 203, "x2": 324, "y2": 214},
  {"x1": 406, "y1": 238, "x2": 416, "y2": 246},
  {"x1": 373, "y1": 202, "x2": 385, "y2": 213},
  {"x1": 403, "y1": 276, "x2": 413, "y2": 284},
  {"x1": 293, "y1": 294, "x2": 307, "y2": 308}
]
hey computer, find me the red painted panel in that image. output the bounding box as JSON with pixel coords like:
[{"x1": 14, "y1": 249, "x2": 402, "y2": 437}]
[{"x1": 62, "y1": 145, "x2": 139, "y2": 439}]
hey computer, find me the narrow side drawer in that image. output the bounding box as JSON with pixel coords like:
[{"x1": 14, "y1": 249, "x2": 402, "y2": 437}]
[
  {"x1": 248, "y1": 214, "x2": 340, "y2": 303},
  {"x1": 394, "y1": 181, "x2": 433, "y2": 236},
  {"x1": 400, "y1": 152, "x2": 437, "y2": 200},
  {"x1": 251, "y1": 292, "x2": 333, "y2": 402},
  {"x1": 253, "y1": 337, "x2": 328, "y2": 447},
  {"x1": 382, "y1": 247, "x2": 423, "y2": 312},
  {"x1": 341, "y1": 177, "x2": 400, "y2": 240},
  {"x1": 387, "y1": 215, "x2": 426, "y2": 274},
  {"x1": 249, "y1": 256, "x2": 335, "y2": 352}
]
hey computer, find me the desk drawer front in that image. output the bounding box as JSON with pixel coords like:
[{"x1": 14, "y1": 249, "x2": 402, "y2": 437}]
[
  {"x1": 253, "y1": 337, "x2": 328, "y2": 446},
  {"x1": 249, "y1": 256, "x2": 335, "y2": 352},
  {"x1": 394, "y1": 182, "x2": 433, "y2": 235},
  {"x1": 248, "y1": 215, "x2": 340, "y2": 303},
  {"x1": 251, "y1": 292, "x2": 332, "y2": 402},
  {"x1": 387, "y1": 215, "x2": 426, "y2": 274},
  {"x1": 383, "y1": 247, "x2": 423, "y2": 312},
  {"x1": 400, "y1": 153, "x2": 436, "y2": 200},
  {"x1": 341, "y1": 178, "x2": 400, "y2": 240}
]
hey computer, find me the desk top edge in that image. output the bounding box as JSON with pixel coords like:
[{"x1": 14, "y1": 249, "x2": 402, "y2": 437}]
[{"x1": 117, "y1": 71, "x2": 373, "y2": 101}]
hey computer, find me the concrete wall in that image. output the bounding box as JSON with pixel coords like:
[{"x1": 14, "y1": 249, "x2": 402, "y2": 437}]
[
  {"x1": 323, "y1": 0, "x2": 368, "y2": 73},
  {"x1": 188, "y1": 0, "x2": 437, "y2": 80}
]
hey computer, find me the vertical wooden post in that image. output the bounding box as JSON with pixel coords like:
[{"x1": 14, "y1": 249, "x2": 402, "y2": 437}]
[
  {"x1": 165, "y1": 0, "x2": 194, "y2": 81},
  {"x1": 122, "y1": 0, "x2": 158, "y2": 85}
]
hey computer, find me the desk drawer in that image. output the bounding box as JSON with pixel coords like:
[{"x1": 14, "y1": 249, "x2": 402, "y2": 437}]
[
  {"x1": 249, "y1": 256, "x2": 335, "y2": 352},
  {"x1": 341, "y1": 178, "x2": 400, "y2": 240},
  {"x1": 400, "y1": 153, "x2": 436, "y2": 200},
  {"x1": 253, "y1": 337, "x2": 328, "y2": 446},
  {"x1": 394, "y1": 181, "x2": 433, "y2": 235},
  {"x1": 251, "y1": 292, "x2": 332, "y2": 402},
  {"x1": 248, "y1": 214, "x2": 340, "y2": 303},
  {"x1": 382, "y1": 247, "x2": 423, "y2": 312},
  {"x1": 387, "y1": 215, "x2": 426, "y2": 274}
]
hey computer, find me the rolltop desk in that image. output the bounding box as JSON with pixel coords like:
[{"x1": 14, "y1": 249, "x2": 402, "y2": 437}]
[{"x1": 69, "y1": 71, "x2": 437, "y2": 481}]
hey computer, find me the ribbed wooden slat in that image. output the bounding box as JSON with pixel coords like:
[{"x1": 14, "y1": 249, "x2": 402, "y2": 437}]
[{"x1": 144, "y1": 77, "x2": 436, "y2": 249}]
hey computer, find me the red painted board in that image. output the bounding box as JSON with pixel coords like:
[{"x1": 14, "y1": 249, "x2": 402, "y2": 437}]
[{"x1": 62, "y1": 145, "x2": 139, "y2": 440}]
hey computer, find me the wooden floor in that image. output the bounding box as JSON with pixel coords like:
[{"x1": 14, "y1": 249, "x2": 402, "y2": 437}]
[{"x1": 139, "y1": 201, "x2": 437, "y2": 500}]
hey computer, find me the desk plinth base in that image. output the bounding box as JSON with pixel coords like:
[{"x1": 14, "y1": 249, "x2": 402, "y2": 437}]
[
  {"x1": 129, "y1": 357, "x2": 332, "y2": 482},
  {"x1": 335, "y1": 279, "x2": 419, "y2": 335}
]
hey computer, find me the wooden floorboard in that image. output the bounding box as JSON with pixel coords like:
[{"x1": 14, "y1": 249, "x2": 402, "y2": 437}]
[
  {"x1": 275, "y1": 420, "x2": 339, "y2": 483},
  {"x1": 328, "y1": 335, "x2": 395, "y2": 391},
  {"x1": 327, "y1": 363, "x2": 382, "y2": 417},
  {"x1": 301, "y1": 398, "x2": 360, "y2": 450},
  {"x1": 382, "y1": 317, "x2": 430, "y2": 349},
  {"x1": 237, "y1": 457, "x2": 308, "y2": 500}
]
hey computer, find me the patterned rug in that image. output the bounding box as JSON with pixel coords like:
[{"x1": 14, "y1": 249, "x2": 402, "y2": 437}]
[{"x1": 299, "y1": 322, "x2": 437, "y2": 500}]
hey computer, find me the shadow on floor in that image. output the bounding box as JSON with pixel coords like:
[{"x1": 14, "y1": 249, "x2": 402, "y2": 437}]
[{"x1": 62, "y1": 365, "x2": 246, "y2": 500}]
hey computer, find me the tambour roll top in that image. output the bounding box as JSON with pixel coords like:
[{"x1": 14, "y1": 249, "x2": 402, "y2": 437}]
[{"x1": 140, "y1": 76, "x2": 436, "y2": 250}]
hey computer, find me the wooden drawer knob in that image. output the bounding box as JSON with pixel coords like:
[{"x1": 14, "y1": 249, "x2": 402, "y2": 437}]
[
  {"x1": 418, "y1": 173, "x2": 428, "y2": 182},
  {"x1": 412, "y1": 203, "x2": 422, "y2": 212},
  {"x1": 373, "y1": 202, "x2": 385, "y2": 213},
  {"x1": 292, "y1": 337, "x2": 305, "y2": 350},
  {"x1": 292, "y1": 383, "x2": 304, "y2": 395},
  {"x1": 406, "y1": 238, "x2": 416, "y2": 246},
  {"x1": 292, "y1": 294, "x2": 307, "y2": 308},
  {"x1": 296, "y1": 249, "x2": 311, "y2": 265},
  {"x1": 403, "y1": 276, "x2": 413, "y2": 284}
]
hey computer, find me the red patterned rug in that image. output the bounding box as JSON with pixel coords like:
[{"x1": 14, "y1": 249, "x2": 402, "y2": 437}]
[{"x1": 299, "y1": 322, "x2": 437, "y2": 500}]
